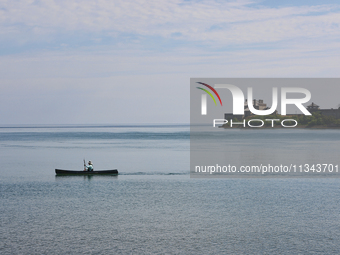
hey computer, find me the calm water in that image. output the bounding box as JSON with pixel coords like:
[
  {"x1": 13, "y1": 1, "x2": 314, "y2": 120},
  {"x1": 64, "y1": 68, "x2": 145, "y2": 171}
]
[
  {"x1": 191, "y1": 127, "x2": 340, "y2": 177},
  {"x1": 1, "y1": 125, "x2": 340, "y2": 254}
]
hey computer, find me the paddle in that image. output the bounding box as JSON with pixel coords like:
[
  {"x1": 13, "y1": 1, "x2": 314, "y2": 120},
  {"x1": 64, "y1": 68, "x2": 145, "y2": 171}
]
[{"x1": 83, "y1": 158, "x2": 86, "y2": 171}]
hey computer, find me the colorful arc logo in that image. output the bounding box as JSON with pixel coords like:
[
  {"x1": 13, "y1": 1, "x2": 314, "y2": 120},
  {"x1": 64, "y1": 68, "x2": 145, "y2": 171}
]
[{"x1": 196, "y1": 82, "x2": 223, "y2": 106}]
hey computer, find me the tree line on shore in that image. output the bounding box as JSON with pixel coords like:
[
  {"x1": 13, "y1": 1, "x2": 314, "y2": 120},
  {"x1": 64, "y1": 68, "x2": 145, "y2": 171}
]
[{"x1": 241, "y1": 112, "x2": 340, "y2": 127}]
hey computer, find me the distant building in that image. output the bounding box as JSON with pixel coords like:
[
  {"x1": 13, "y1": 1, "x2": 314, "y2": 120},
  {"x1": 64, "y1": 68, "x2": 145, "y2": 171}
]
[
  {"x1": 307, "y1": 102, "x2": 320, "y2": 111},
  {"x1": 225, "y1": 101, "x2": 340, "y2": 120},
  {"x1": 307, "y1": 102, "x2": 340, "y2": 119}
]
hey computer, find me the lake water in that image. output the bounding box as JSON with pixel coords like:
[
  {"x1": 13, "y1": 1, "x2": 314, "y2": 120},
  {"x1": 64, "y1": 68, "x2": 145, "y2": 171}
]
[
  {"x1": 1, "y1": 125, "x2": 340, "y2": 254},
  {"x1": 191, "y1": 127, "x2": 340, "y2": 177}
]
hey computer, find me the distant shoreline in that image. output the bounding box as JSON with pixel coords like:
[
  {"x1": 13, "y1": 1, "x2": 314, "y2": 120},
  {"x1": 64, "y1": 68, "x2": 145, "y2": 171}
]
[
  {"x1": 221, "y1": 124, "x2": 340, "y2": 129},
  {"x1": 221, "y1": 112, "x2": 340, "y2": 129}
]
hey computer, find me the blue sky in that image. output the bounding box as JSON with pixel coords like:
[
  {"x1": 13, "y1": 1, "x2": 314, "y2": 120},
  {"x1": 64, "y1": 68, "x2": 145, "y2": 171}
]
[{"x1": 0, "y1": 0, "x2": 340, "y2": 124}]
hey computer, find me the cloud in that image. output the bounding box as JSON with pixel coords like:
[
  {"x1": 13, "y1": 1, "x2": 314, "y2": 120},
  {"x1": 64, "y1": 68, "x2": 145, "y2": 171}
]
[
  {"x1": 0, "y1": 0, "x2": 339, "y2": 50},
  {"x1": 1, "y1": 0, "x2": 340, "y2": 124},
  {"x1": 1, "y1": 41, "x2": 340, "y2": 125}
]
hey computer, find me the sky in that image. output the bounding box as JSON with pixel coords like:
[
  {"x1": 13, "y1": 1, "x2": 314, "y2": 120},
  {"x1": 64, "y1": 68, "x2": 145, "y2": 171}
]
[{"x1": 0, "y1": 0, "x2": 340, "y2": 125}]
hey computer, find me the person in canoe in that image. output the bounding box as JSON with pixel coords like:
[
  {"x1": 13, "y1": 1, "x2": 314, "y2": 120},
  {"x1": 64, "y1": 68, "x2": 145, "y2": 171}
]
[{"x1": 84, "y1": 160, "x2": 94, "y2": 171}]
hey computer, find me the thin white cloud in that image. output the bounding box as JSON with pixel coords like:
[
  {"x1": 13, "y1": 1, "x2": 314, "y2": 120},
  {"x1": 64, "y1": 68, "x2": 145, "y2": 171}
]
[
  {"x1": 1, "y1": 0, "x2": 340, "y2": 124},
  {"x1": 0, "y1": 0, "x2": 339, "y2": 47}
]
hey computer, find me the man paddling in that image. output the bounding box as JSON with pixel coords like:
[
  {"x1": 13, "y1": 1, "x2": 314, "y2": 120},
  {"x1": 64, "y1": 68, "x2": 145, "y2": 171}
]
[{"x1": 84, "y1": 160, "x2": 94, "y2": 171}]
